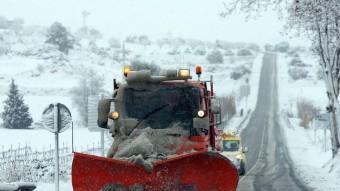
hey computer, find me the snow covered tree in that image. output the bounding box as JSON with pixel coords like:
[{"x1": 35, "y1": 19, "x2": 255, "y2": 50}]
[
  {"x1": 206, "y1": 50, "x2": 224, "y2": 64},
  {"x1": 71, "y1": 69, "x2": 104, "y2": 126},
  {"x1": 275, "y1": 41, "x2": 290, "y2": 52},
  {"x1": 131, "y1": 60, "x2": 161, "y2": 75},
  {"x1": 1, "y1": 79, "x2": 33, "y2": 129},
  {"x1": 46, "y1": 22, "x2": 75, "y2": 54},
  {"x1": 220, "y1": 0, "x2": 284, "y2": 18},
  {"x1": 289, "y1": 0, "x2": 340, "y2": 157},
  {"x1": 138, "y1": 35, "x2": 151, "y2": 47},
  {"x1": 108, "y1": 37, "x2": 121, "y2": 49},
  {"x1": 237, "y1": 49, "x2": 253, "y2": 56},
  {"x1": 220, "y1": 95, "x2": 236, "y2": 120}
]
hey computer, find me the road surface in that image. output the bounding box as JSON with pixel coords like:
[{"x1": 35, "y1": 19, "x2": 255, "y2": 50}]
[{"x1": 237, "y1": 53, "x2": 309, "y2": 191}]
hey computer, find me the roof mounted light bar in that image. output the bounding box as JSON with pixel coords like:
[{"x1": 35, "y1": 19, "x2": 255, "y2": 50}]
[{"x1": 126, "y1": 69, "x2": 192, "y2": 84}]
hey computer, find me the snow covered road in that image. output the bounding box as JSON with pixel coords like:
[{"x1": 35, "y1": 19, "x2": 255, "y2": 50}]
[{"x1": 237, "y1": 53, "x2": 308, "y2": 191}]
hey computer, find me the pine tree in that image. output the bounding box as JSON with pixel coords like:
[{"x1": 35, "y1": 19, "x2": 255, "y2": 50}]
[{"x1": 1, "y1": 79, "x2": 33, "y2": 129}]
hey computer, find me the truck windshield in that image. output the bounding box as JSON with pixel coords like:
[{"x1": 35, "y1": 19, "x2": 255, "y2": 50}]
[
  {"x1": 223, "y1": 140, "x2": 240, "y2": 152},
  {"x1": 124, "y1": 85, "x2": 200, "y2": 129}
]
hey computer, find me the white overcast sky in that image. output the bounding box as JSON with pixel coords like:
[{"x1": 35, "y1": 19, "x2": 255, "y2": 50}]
[{"x1": 0, "y1": 0, "x2": 307, "y2": 45}]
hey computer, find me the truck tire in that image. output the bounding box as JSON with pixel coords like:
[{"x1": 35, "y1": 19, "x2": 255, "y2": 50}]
[{"x1": 239, "y1": 161, "x2": 246, "y2": 176}]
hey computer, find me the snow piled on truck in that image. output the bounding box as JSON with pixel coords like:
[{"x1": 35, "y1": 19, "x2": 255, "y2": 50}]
[{"x1": 110, "y1": 124, "x2": 191, "y2": 172}]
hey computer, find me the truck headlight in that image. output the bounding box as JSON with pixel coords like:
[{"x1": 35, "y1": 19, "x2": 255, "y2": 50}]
[
  {"x1": 197, "y1": 110, "x2": 205, "y2": 118},
  {"x1": 109, "y1": 111, "x2": 120, "y2": 120},
  {"x1": 236, "y1": 154, "x2": 243, "y2": 160},
  {"x1": 178, "y1": 69, "x2": 190, "y2": 78}
]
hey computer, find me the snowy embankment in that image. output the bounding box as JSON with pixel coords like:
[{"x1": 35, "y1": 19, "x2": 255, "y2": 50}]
[
  {"x1": 280, "y1": 117, "x2": 340, "y2": 191},
  {"x1": 277, "y1": 53, "x2": 340, "y2": 191},
  {"x1": 223, "y1": 53, "x2": 263, "y2": 133}
]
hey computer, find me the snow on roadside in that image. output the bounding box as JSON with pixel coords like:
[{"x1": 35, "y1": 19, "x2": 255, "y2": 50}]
[
  {"x1": 224, "y1": 53, "x2": 263, "y2": 133},
  {"x1": 280, "y1": 116, "x2": 340, "y2": 191},
  {"x1": 277, "y1": 53, "x2": 340, "y2": 191},
  {"x1": 277, "y1": 53, "x2": 327, "y2": 113}
]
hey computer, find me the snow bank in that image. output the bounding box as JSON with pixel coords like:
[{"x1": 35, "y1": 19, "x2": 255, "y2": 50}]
[
  {"x1": 278, "y1": 52, "x2": 340, "y2": 190},
  {"x1": 325, "y1": 155, "x2": 340, "y2": 182},
  {"x1": 281, "y1": 116, "x2": 340, "y2": 191}
]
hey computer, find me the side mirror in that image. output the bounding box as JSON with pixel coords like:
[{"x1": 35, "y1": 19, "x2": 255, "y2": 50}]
[
  {"x1": 97, "y1": 99, "x2": 113, "y2": 129},
  {"x1": 243, "y1": 146, "x2": 249, "y2": 153},
  {"x1": 211, "y1": 98, "x2": 221, "y2": 114},
  {"x1": 211, "y1": 98, "x2": 222, "y2": 126}
]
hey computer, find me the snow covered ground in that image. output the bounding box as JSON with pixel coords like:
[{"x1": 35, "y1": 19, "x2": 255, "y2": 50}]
[
  {"x1": 0, "y1": 25, "x2": 260, "y2": 189},
  {"x1": 277, "y1": 53, "x2": 340, "y2": 191}
]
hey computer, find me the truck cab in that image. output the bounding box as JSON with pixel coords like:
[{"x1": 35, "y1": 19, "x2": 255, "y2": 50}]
[
  {"x1": 98, "y1": 67, "x2": 222, "y2": 157},
  {"x1": 220, "y1": 132, "x2": 248, "y2": 175}
]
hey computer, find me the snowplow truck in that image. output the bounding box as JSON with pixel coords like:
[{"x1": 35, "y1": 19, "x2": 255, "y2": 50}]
[{"x1": 72, "y1": 66, "x2": 239, "y2": 191}]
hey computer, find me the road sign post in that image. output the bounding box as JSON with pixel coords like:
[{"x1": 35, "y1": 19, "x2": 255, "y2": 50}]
[
  {"x1": 53, "y1": 104, "x2": 59, "y2": 191},
  {"x1": 315, "y1": 113, "x2": 330, "y2": 152},
  {"x1": 42, "y1": 103, "x2": 72, "y2": 191}
]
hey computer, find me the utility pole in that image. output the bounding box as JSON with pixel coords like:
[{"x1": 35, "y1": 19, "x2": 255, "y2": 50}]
[{"x1": 82, "y1": 10, "x2": 91, "y2": 28}]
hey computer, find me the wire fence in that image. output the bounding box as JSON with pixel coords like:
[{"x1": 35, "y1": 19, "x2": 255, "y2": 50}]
[{"x1": 0, "y1": 142, "x2": 107, "y2": 183}]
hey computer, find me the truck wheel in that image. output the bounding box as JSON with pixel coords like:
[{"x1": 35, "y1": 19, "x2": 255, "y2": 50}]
[{"x1": 239, "y1": 161, "x2": 246, "y2": 176}]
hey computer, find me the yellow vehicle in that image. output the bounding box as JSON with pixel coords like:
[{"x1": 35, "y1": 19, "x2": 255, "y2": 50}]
[{"x1": 220, "y1": 132, "x2": 248, "y2": 175}]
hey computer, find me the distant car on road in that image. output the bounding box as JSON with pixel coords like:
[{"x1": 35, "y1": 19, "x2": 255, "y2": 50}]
[
  {"x1": 220, "y1": 131, "x2": 248, "y2": 175},
  {"x1": 0, "y1": 182, "x2": 36, "y2": 191}
]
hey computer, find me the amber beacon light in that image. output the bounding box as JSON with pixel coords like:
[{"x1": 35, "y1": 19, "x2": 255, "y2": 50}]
[{"x1": 123, "y1": 66, "x2": 131, "y2": 77}]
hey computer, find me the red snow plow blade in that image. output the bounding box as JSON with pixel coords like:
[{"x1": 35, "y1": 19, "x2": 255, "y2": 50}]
[{"x1": 72, "y1": 152, "x2": 238, "y2": 191}]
